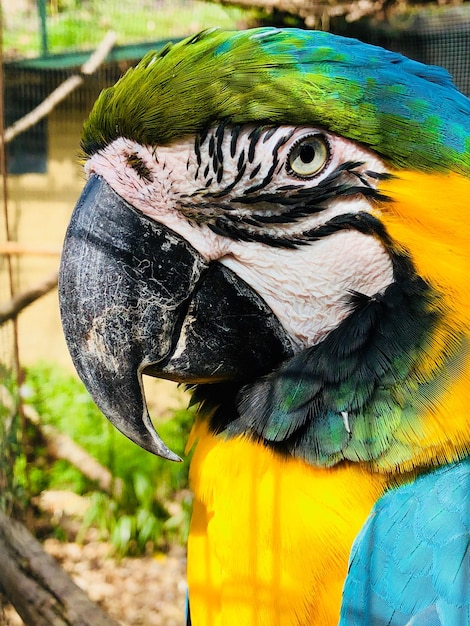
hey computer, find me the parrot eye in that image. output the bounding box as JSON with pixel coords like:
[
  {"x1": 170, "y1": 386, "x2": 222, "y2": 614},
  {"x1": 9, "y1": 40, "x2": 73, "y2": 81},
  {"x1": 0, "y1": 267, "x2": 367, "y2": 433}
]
[{"x1": 287, "y1": 135, "x2": 330, "y2": 178}]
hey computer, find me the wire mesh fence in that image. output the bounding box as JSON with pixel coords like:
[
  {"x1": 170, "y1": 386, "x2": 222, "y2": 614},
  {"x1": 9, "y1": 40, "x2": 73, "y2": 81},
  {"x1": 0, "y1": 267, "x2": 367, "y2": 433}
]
[
  {"x1": 3, "y1": 0, "x2": 252, "y2": 59},
  {"x1": 338, "y1": 4, "x2": 470, "y2": 96}
]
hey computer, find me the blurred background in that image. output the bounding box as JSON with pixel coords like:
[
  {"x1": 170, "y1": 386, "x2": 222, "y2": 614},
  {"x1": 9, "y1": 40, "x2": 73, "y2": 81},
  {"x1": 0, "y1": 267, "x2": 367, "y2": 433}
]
[{"x1": 0, "y1": 0, "x2": 469, "y2": 624}]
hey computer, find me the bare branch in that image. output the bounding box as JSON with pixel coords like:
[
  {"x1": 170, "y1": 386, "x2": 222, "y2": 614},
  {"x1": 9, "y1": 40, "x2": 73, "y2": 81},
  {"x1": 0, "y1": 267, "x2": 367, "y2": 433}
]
[
  {"x1": 4, "y1": 31, "x2": 117, "y2": 145},
  {"x1": 0, "y1": 242, "x2": 61, "y2": 256},
  {"x1": 0, "y1": 271, "x2": 58, "y2": 325},
  {"x1": 24, "y1": 406, "x2": 124, "y2": 499},
  {"x1": 0, "y1": 510, "x2": 120, "y2": 626},
  {"x1": 211, "y1": 0, "x2": 466, "y2": 25}
]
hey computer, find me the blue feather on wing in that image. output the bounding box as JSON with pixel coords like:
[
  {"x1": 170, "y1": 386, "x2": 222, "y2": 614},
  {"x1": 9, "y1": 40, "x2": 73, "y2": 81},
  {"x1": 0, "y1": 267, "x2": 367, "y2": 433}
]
[{"x1": 340, "y1": 458, "x2": 470, "y2": 625}]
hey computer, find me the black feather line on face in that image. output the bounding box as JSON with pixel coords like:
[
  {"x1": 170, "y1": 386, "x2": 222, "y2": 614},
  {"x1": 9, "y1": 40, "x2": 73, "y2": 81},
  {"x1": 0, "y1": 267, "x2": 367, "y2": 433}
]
[
  {"x1": 203, "y1": 208, "x2": 388, "y2": 249},
  {"x1": 208, "y1": 134, "x2": 215, "y2": 159},
  {"x1": 244, "y1": 131, "x2": 294, "y2": 195},
  {"x1": 195, "y1": 124, "x2": 296, "y2": 199},
  {"x1": 247, "y1": 127, "x2": 263, "y2": 163},
  {"x1": 249, "y1": 163, "x2": 262, "y2": 180},
  {"x1": 230, "y1": 125, "x2": 241, "y2": 159},
  {"x1": 194, "y1": 136, "x2": 201, "y2": 180},
  {"x1": 182, "y1": 158, "x2": 390, "y2": 247},
  {"x1": 215, "y1": 123, "x2": 227, "y2": 167}
]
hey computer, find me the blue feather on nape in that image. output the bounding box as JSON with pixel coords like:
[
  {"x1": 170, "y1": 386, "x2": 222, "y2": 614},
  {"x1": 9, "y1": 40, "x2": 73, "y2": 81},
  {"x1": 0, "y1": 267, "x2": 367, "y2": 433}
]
[{"x1": 339, "y1": 458, "x2": 470, "y2": 626}]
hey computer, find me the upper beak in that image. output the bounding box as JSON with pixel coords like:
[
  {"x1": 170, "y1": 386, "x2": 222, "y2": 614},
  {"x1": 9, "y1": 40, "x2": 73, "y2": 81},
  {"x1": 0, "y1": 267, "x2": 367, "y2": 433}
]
[{"x1": 59, "y1": 175, "x2": 293, "y2": 459}]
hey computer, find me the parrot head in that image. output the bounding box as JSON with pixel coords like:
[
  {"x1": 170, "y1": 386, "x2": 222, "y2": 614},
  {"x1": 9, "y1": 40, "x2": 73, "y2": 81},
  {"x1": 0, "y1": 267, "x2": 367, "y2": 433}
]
[{"x1": 59, "y1": 28, "x2": 470, "y2": 471}]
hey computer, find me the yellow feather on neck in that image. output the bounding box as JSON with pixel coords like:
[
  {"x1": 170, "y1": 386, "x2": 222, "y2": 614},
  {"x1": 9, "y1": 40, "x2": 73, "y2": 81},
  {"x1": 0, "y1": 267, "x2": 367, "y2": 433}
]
[
  {"x1": 187, "y1": 421, "x2": 388, "y2": 626},
  {"x1": 374, "y1": 171, "x2": 470, "y2": 472},
  {"x1": 379, "y1": 171, "x2": 470, "y2": 328}
]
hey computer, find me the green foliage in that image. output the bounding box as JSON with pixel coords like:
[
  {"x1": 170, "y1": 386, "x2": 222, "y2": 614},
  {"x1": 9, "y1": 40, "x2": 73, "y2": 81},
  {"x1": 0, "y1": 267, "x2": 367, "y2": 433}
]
[
  {"x1": 81, "y1": 473, "x2": 192, "y2": 555},
  {"x1": 22, "y1": 361, "x2": 194, "y2": 555}
]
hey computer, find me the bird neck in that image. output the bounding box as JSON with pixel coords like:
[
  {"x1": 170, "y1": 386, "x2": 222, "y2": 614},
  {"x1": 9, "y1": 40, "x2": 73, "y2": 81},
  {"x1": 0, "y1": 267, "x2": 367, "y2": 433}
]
[{"x1": 186, "y1": 420, "x2": 390, "y2": 626}]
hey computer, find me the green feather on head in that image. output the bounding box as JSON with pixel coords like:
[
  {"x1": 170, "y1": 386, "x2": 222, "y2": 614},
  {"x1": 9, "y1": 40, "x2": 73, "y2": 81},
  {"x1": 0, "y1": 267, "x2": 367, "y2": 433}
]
[{"x1": 82, "y1": 27, "x2": 470, "y2": 174}]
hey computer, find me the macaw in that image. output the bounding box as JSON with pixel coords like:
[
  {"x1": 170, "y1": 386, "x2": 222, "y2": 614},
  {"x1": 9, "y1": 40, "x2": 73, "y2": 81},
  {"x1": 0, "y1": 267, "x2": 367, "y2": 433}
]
[{"x1": 58, "y1": 27, "x2": 470, "y2": 625}]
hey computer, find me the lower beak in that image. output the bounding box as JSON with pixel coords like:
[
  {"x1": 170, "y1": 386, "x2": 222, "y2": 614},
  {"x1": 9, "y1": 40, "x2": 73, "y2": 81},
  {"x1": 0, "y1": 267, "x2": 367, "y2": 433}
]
[{"x1": 59, "y1": 175, "x2": 293, "y2": 459}]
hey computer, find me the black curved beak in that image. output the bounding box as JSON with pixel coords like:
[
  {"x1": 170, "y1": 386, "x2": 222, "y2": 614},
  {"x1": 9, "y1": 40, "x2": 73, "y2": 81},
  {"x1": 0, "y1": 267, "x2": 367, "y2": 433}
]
[{"x1": 59, "y1": 175, "x2": 293, "y2": 459}]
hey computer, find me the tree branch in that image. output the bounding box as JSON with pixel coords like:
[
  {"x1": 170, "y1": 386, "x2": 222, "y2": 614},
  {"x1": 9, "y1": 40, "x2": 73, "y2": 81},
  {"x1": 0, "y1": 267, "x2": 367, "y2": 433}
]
[
  {"x1": 3, "y1": 30, "x2": 117, "y2": 145},
  {"x1": 0, "y1": 270, "x2": 58, "y2": 325},
  {"x1": 0, "y1": 510, "x2": 119, "y2": 626},
  {"x1": 24, "y1": 406, "x2": 123, "y2": 498}
]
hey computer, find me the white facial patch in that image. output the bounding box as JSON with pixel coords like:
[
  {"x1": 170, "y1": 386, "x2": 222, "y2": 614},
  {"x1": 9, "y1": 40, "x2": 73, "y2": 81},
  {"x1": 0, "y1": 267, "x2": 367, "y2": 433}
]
[
  {"x1": 85, "y1": 125, "x2": 394, "y2": 349},
  {"x1": 220, "y1": 231, "x2": 393, "y2": 348}
]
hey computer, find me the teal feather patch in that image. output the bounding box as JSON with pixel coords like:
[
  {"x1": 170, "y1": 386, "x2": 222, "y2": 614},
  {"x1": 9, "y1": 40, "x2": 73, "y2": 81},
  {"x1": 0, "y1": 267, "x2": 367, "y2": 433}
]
[{"x1": 82, "y1": 27, "x2": 470, "y2": 175}]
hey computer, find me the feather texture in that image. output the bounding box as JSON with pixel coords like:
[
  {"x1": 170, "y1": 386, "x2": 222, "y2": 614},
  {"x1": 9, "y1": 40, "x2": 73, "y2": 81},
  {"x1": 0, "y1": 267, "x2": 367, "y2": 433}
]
[
  {"x1": 82, "y1": 28, "x2": 470, "y2": 174},
  {"x1": 186, "y1": 420, "x2": 389, "y2": 626},
  {"x1": 340, "y1": 459, "x2": 470, "y2": 625}
]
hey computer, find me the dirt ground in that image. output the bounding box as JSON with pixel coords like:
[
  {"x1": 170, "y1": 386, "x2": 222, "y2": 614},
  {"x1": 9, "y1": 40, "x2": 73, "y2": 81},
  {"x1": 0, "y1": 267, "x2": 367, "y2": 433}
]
[{"x1": 3, "y1": 536, "x2": 187, "y2": 626}]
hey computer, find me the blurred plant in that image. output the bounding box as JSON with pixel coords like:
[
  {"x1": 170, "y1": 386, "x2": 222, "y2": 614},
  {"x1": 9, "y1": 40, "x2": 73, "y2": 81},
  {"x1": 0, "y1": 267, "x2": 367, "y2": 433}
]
[
  {"x1": 81, "y1": 472, "x2": 192, "y2": 556},
  {"x1": 21, "y1": 361, "x2": 194, "y2": 556}
]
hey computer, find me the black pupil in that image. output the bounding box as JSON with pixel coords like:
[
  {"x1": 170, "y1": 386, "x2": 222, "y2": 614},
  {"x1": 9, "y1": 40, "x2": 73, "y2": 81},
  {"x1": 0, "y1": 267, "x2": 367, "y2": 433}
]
[{"x1": 299, "y1": 143, "x2": 316, "y2": 164}]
